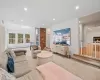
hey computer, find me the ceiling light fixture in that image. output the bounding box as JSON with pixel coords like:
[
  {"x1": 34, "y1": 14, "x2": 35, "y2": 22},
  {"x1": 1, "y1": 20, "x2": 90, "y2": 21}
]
[
  {"x1": 53, "y1": 18, "x2": 55, "y2": 21},
  {"x1": 42, "y1": 24, "x2": 44, "y2": 25},
  {"x1": 24, "y1": 8, "x2": 28, "y2": 11},
  {"x1": 75, "y1": 5, "x2": 79, "y2": 10}
]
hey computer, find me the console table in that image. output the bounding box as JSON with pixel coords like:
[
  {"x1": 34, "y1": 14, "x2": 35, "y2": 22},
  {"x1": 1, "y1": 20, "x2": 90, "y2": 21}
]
[{"x1": 51, "y1": 44, "x2": 69, "y2": 56}]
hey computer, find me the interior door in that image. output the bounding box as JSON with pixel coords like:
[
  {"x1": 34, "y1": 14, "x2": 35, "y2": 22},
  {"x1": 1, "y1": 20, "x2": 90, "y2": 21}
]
[{"x1": 40, "y1": 28, "x2": 46, "y2": 50}]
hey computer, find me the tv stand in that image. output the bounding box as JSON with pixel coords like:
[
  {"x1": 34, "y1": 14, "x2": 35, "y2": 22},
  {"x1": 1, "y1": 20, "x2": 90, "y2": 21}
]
[{"x1": 51, "y1": 44, "x2": 69, "y2": 56}]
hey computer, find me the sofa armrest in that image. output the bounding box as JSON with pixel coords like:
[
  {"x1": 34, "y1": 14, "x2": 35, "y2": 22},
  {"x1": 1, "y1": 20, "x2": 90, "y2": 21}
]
[
  {"x1": 31, "y1": 46, "x2": 41, "y2": 53},
  {"x1": 38, "y1": 46, "x2": 41, "y2": 50}
]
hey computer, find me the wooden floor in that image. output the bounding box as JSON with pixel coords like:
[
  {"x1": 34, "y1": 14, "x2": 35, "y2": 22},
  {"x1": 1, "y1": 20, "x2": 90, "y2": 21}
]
[{"x1": 72, "y1": 54, "x2": 100, "y2": 69}]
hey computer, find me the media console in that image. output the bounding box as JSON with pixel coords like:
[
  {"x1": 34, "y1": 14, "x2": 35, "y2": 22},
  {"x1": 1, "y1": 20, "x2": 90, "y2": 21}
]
[{"x1": 51, "y1": 44, "x2": 69, "y2": 56}]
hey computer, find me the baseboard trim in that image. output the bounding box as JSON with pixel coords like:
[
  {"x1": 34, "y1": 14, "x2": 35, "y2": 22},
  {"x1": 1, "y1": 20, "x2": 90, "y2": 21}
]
[{"x1": 72, "y1": 55, "x2": 100, "y2": 69}]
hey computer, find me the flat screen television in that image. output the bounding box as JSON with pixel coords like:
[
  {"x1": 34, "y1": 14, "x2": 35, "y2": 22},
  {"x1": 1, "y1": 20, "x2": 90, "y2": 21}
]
[{"x1": 53, "y1": 28, "x2": 71, "y2": 46}]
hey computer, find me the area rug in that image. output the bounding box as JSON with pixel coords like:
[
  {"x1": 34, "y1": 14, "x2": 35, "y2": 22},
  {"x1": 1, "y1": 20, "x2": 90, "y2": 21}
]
[{"x1": 36, "y1": 62, "x2": 82, "y2": 80}]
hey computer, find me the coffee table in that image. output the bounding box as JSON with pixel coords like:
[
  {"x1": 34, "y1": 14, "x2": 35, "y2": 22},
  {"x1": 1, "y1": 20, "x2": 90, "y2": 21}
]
[{"x1": 37, "y1": 51, "x2": 53, "y2": 65}]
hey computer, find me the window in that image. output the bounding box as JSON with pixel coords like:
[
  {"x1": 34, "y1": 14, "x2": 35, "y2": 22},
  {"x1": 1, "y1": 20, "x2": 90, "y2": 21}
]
[
  {"x1": 18, "y1": 34, "x2": 23, "y2": 43},
  {"x1": 25, "y1": 34, "x2": 30, "y2": 43},
  {"x1": 35, "y1": 28, "x2": 40, "y2": 45},
  {"x1": 9, "y1": 33, "x2": 15, "y2": 44},
  {"x1": 93, "y1": 37, "x2": 100, "y2": 43}
]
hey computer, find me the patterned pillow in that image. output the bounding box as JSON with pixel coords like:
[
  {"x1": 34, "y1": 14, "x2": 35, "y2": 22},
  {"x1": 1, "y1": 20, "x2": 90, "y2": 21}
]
[
  {"x1": 0, "y1": 68, "x2": 16, "y2": 80},
  {"x1": 5, "y1": 49, "x2": 16, "y2": 59}
]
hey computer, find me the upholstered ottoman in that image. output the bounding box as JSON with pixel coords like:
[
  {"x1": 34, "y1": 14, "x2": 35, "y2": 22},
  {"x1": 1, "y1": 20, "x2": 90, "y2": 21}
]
[{"x1": 37, "y1": 52, "x2": 53, "y2": 65}]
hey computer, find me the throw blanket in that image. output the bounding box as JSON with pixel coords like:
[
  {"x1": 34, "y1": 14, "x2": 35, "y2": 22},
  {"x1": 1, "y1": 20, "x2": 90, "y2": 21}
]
[
  {"x1": 36, "y1": 62, "x2": 82, "y2": 80},
  {"x1": 7, "y1": 57, "x2": 14, "y2": 73}
]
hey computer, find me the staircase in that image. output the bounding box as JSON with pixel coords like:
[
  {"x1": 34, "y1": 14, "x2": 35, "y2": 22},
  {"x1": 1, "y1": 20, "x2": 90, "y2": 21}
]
[{"x1": 72, "y1": 54, "x2": 100, "y2": 69}]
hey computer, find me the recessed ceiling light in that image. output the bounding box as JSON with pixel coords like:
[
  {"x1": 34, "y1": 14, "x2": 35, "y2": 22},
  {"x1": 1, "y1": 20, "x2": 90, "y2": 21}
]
[
  {"x1": 53, "y1": 18, "x2": 55, "y2": 21},
  {"x1": 75, "y1": 6, "x2": 79, "y2": 10},
  {"x1": 24, "y1": 8, "x2": 27, "y2": 11},
  {"x1": 21, "y1": 20, "x2": 23, "y2": 22},
  {"x1": 42, "y1": 24, "x2": 44, "y2": 25}
]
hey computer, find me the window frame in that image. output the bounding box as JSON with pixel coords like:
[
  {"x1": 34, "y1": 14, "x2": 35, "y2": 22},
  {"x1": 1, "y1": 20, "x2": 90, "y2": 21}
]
[
  {"x1": 9, "y1": 33, "x2": 16, "y2": 44},
  {"x1": 25, "y1": 34, "x2": 30, "y2": 43},
  {"x1": 18, "y1": 33, "x2": 23, "y2": 43}
]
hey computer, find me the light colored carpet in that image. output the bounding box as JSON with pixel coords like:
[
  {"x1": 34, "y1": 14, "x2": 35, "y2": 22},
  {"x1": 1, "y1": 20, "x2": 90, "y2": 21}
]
[{"x1": 24, "y1": 47, "x2": 100, "y2": 80}]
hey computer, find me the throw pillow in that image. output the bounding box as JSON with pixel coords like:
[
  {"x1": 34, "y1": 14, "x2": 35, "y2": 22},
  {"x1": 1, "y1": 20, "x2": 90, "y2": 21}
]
[
  {"x1": 6, "y1": 49, "x2": 16, "y2": 59},
  {"x1": 10, "y1": 50, "x2": 16, "y2": 58},
  {"x1": 7, "y1": 57, "x2": 14, "y2": 73}
]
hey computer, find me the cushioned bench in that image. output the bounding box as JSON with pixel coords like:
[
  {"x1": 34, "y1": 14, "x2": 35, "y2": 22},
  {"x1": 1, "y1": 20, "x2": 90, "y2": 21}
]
[
  {"x1": 14, "y1": 50, "x2": 27, "y2": 56},
  {"x1": 36, "y1": 62, "x2": 82, "y2": 80}
]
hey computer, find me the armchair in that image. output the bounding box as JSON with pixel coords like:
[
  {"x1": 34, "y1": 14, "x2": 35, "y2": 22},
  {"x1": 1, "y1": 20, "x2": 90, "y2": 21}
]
[{"x1": 31, "y1": 45, "x2": 41, "y2": 58}]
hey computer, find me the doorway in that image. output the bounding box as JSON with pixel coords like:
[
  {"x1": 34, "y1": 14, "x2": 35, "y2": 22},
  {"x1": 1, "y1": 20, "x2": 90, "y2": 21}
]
[{"x1": 40, "y1": 28, "x2": 46, "y2": 50}]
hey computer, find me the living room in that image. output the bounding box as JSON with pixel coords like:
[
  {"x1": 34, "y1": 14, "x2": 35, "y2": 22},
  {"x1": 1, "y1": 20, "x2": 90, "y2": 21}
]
[{"x1": 0, "y1": 0, "x2": 100, "y2": 80}]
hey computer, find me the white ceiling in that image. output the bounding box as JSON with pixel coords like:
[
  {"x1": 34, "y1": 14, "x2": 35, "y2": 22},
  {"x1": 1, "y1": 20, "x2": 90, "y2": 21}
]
[
  {"x1": 79, "y1": 11, "x2": 100, "y2": 24},
  {"x1": 0, "y1": 0, "x2": 100, "y2": 27}
]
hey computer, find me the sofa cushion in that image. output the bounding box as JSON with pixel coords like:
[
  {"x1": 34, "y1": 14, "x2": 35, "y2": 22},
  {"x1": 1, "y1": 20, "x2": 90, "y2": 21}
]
[
  {"x1": 0, "y1": 52, "x2": 8, "y2": 71},
  {"x1": 0, "y1": 68, "x2": 16, "y2": 80},
  {"x1": 15, "y1": 55, "x2": 27, "y2": 63},
  {"x1": 12, "y1": 61, "x2": 31, "y2": 78},
  {"x1": 17, "y1": 70, "x2": 43, "y2": 80},
  {"x1": 14, "y1": 61, "x2": 28, "y2": 67}
]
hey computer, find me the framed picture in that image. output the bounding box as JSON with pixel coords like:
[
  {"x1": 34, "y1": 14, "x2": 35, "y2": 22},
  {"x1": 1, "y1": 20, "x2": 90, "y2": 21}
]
[{"x1": 53, "y1": 28, "x2": 71, "y2": 46}]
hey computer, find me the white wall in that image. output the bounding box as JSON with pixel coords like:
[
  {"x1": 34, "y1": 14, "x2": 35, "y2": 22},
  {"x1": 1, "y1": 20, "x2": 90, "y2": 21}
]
[
  {"x1": 5, "y1": 23, "x2": 50, "y2": 49},
  {"x1": 5, "y1": 23, "x2": 36, "y2": 48},
  {"x1": 0, "y1": 24, "x2": 5, "y2": 53},
  {"x1": 83, "y1": 22, "x2": 100, "y2": 45},
  {"x1": 46, "y1": 28, "x2": 51, "y2": 47},
  {"x1": 50, "y1": 19, "x2": 79, "y2": 54}
]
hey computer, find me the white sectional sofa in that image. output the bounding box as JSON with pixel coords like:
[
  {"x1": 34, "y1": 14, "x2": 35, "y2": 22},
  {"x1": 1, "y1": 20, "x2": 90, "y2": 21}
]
[
  {"x1": 0, "y1": 49, "x2": 31, "y2": 78},
  {"x1": 0, "y1": 49, "x2": 43, "y2": 80}
]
